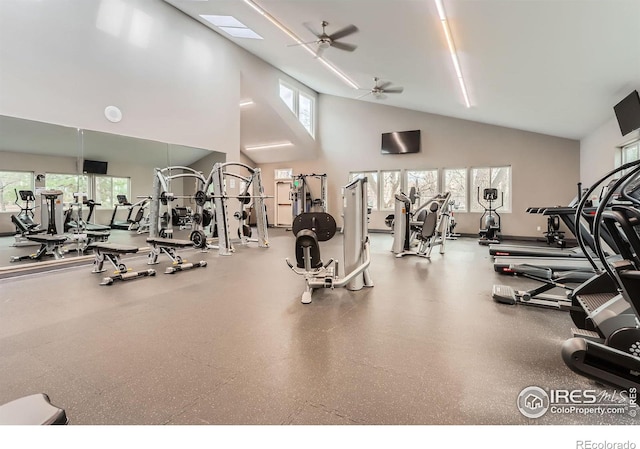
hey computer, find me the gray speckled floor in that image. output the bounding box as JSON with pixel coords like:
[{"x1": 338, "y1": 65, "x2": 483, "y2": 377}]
[{"x1": 0, "y1": 229, "x2": 636, "y2": 425}]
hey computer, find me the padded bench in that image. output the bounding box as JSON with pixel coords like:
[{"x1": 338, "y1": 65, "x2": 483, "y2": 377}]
[
  {"x1": 10, "y1": 234, "x2": 68, "y2": 263},
  {"x1": 0, "y1": 393, "x2": 67, "y2": 425},
  {"x1": 90, "y1": 242, "x2": 155, "y2": 285},
  {"x1": 146, "y1": 237, "x2": 207, "y2": 274}
]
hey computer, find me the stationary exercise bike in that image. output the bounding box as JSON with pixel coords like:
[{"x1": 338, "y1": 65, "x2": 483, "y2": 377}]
[{"x1": 478, "y1": 187, "x2": 503, "y2": 245}]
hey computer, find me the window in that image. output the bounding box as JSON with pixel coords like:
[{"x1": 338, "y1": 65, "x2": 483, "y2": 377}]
[
  {"x1": 621, "y1": 142, "x2": 640, "y2": 165},
  {"x1": 279, "y1": 82, "x2": 295, "y2": 113},
  {"x1": 470, "y1": 166, "x2": 511, "y2": 213},
  {"x1": 274, "y1": 168, "x2": 293, "y2": 180},
  {"x1": 45, "y1": 173, "x2": 89, "y2": 204},
  {"x1": 380, "y1": 170, "x2": 401, "y2": 211},
  {"x1": 349, "y1": 171, "x2": 378, "y2": 211},
  {"x1": 406, "y1": 170, "x2": 439, "y2": 207},
  {"x1": 298, "y1": 92, "x2": 314, "y2": 137},
  {"x1": 0, "y1": 170, "x2": 33, "y2": 213},
  {"x1": 94, "y1": 176, "x2": 130, "y2": 208},
  {"x1": 279, "y1": 80, "x2": 315, "y2": 138},
  {"x1": 443, "y1": 168, "x2": 467, "y2": 212}
]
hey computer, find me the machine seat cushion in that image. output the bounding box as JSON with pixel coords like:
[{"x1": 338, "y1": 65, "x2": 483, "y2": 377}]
[
  {"x1": 26, "y1": 234, "x2": 68, "y2": 244},
  {"x1": 90, "y1": 242, "x2": 139, "y2": 254},
  {"x1": 146, "y1": 237, "x2": 194, "y2": 248},
  {"x1": 295, "y1": 229, "x2": 323, "y2": 269},
  {"x1": 292, "y1": 212, "x2": 336, "y2": 242},
  {"x1": 0, "y1": 393, "x2": 67, "y2": 425}
]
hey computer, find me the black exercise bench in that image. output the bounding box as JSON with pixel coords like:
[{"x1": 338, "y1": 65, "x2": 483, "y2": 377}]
[
  {"x1": 146, "y1": 237, "x2": 207, "y2": 274},
  {"x1": 0, "y1": 393, "x2": 67, "y2": 425},
  {"x1": 10, "y1": 234, "x2": 68, "y2": 262},
  {"x1": 91, "y1": 242, "x2": 155, "y2": 285}
]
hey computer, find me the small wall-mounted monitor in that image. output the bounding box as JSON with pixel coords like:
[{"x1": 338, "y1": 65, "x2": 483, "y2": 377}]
[
  {"x1": 614, "y1": 90, "x2": 640, "y2": 136},
  {"x1": 381, "y1": 129, "x2": 421, "y2": 154},
  {"x1": 83, "y1": 159, "x2": 108, "y2": 175}
]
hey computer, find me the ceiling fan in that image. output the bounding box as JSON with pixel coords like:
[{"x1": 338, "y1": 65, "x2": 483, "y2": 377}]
[
  {"x1": 289, "y1": 20, "x2": 358, "y2": 57},
  {"x1": 357, "y1": 77, "x2": 405, "y2": 100}
]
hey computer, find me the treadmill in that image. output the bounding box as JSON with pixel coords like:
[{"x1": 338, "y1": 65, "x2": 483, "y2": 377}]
[{"x1": 110, "y1": 195, "x2": 132, "y2": 230}]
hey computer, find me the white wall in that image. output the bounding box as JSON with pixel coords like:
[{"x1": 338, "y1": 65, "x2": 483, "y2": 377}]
[
  {"x1": 258, "y1": 94, "x2": 580, "y2": 237},
  {"x1": 580, "y1": 117, "x2": 640, "y2": 187},
  {"x1": 0, "y1": 0, "x2": 240, "y2": 159}
]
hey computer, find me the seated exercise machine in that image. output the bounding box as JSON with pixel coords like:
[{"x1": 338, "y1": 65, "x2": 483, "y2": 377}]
[
  {"x1": 146, "y1": 237, "x2": 207, "y2": 274},
  {"x1": 478, "y1": 187, "x2": 503, "y2": 245},
  {"x1": 91, "y1": 242, "x2": 156, "y2": 285},
  {"x1": 110, "y1": 195, "x2": 148, "y2": 231},
  {"x1": 0, "y1": 393, "x2": 67, "y2": 425},
  {"x1": 391, "y1": 190, "x2": 452, "y2": 258},
  {"x1": 10, "y1": 189, "x2": 46, "y2": 246},
  {"x1": 10, "y1": 190, "x2": 69, "y2": 262},
  {"x1": 286, "y1": 177, "x2": 373, "y2": 304}
]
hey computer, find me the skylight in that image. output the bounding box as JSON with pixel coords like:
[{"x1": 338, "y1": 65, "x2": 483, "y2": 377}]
[
  {"x1": 199, "y1": 14, "x2": 263, "y2": 40},
  {"x1": 220, "y1": 27, "x2": 263, "y2": 40}
]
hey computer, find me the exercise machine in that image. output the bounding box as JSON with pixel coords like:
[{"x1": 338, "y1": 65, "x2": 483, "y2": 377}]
[
  {"x1": 391, "y1": 190, "x2": 452, "y2": 258},
  {"x1": 562, "y1": 163, "x2": 640, "y2": 389},
  {"x1": 286, "y1": 177, "x2": 373, "y2": 304},
  {"x1": 149, "y1": 166, "x2": 211, "y2": 248},
  {"x1": 291, "y1": 173, "x2": 328, "y2": 218},
  {"x1": 11, "y1": 190, "x2": 47, "y2": 246},
  {"x1": 40, "y1": 189, "x2": 64, "y2": 235},
  {"x1": 478, "y1": 187, "x2": 503, "y2": 245},
  {"x1": 206, "y1": 162, "x2": 270, "y2": 256},
  {"x1": 110, "y1": 195, "x2": 148, "y2": 231}
]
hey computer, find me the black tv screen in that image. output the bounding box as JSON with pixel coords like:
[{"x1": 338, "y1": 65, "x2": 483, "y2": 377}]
[
  {"x1": 614, "y1": 90, "x2": 640, "y2": 136},
  {"x1": 83, "y1": 159, "x2": 108, "y2": 175},
  {"x1": 381, "y1": 130, "x2": 421, "y2": 154}
]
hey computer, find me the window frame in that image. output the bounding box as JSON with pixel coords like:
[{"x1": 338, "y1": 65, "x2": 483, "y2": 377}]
[
  {"x1": 405, "y1": 169, "x2": 439, "y2": 208},
  {"x1": 44, "y1": 172, "x2": 90, "y2": 205},
  {"x1": 379, "y1": 169, "x2": 402, "y2": 211},
  {"x1": 0, "y1": 170, "x2": 34, "y2": 213},
  {"x1": 278, "y1": 80, "x2": 316, "y2": 138},
  {"x1": 443, "y1": 168, "x2": 468, "y2": 213},
  {"x1": 469, "y1": 166, "x2": 512, "y2": 214},
  {"x1": 93, "y1": 175, "x2": 131, "y2": 209}
]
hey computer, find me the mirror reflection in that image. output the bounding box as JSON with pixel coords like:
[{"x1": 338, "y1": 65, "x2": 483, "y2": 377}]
[{"x1": 0, "y1": 115, "x2": 223, "y2": 275}]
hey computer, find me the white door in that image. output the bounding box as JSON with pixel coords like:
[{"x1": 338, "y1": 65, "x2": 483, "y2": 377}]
[{"x1": 275, "y1": 180, "x2": 293, "y2": 227}]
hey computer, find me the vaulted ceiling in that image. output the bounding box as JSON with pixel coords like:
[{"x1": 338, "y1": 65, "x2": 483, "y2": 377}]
[{"x1": 165, "y1": 0, "x2": 640, "y2": 141}]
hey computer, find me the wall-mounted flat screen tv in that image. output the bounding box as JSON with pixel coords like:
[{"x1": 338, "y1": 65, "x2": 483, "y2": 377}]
[
  {"x1": 614, "y1": 90, "x2": 640, "y2": 136},
  {"x1": 83, "y1": 159, "x2": 108, "y2": 175},
  {"x1": 381, "y1": 129, "x2": 421, "y2": 154}
]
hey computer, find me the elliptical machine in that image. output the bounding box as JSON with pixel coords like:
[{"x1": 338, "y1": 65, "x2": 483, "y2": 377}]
[{"x1": 478, "y1": 187, "x2": 503, "y2": 245}]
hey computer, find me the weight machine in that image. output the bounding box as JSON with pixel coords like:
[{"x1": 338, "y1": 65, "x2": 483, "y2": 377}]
[
  {"x1": 149, "y1": 166, "x2": 211, "y2": 248},
  {"x1": 290, "y1": 173, "x2": 327, "y2": 219},
  {"x1": 286, "y1": 177, "x2": 373, "y2": 304},
  {"x1": 206, "y1": 162, "x2": 270, "y2": 256},
  {"x1": 391, "y1": 190, "x2": 452, "y2": 258}
]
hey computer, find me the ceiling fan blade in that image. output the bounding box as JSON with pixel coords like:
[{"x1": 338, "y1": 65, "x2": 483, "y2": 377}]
[
  {"x1": 330, "y1": 41, "x2": 357, "y2": 52},
  {"x1": 303, "y1": 22, "x2": 322, "y2": 38},
  {"x1": 377, "y1": 81, "x2": 392, "y2": 90},
  {"x1": 383, "y1": 87, "x2": 404, "y2": 94},
  {"x1": 287, "y1": 40, "x2": 319, "y2": 47},
  {"x1": 328, "y1": 24, "x2": 358, "y2": 41},
  {"x1": 356, "y1": 91, "x2": 372, "y2": 99}
]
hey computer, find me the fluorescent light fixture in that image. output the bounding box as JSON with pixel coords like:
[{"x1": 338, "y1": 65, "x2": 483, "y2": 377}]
[
  {"x1": 200, "y1": 15, "x2": 246, "y2": 28},
  {"x1": 434, "y1": 0, "x2": 471, "y2": 108},
  {"x1": 239, "y1": 100, "x2": 254, "y2": 107},
  {"x1": 242, "y1": 0, "x2": 359, "y2": 89},
  {"x1": 220, "y1": 27, "x2": 263, "y2": 39},
  {"x1": 244, "y1": 142, "x2": 293, "y2": 151}
]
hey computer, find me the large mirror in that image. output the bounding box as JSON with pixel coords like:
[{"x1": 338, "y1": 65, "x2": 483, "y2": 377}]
[{"x1": 0, "y1": 115, "x2": 223, "y2": 276}]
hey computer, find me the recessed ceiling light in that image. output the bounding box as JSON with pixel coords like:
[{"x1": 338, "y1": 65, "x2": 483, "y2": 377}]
[
  {"x1": 220, "y1": 27, "x2": 263, "y2": 40},
  {"x1": 244, "y1": 142, "x2": 293, "y2": 151},
  {"x1": 200, "y1": 15, "x2": 247, "y2": 28}
]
